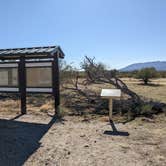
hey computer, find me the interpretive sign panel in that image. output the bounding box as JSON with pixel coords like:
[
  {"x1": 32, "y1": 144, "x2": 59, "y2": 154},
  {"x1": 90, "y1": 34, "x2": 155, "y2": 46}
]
[
  {"x1": 101, "y1": 89, "x2": 121, "y2": 98},
  {"x1": 0, "y1": 64, "x2": 18, "y2": 87},
  {"x1": 101, "y1": 89, "x2": 121, "y2": 120},
  {"x1": 0, "y1": 45, "x2": 64, "y2": 114},
  {"x1": 26, "y1": 67, "x2": 51, "y2": 87},
  {"x1": 0, "y1": 62, "x2": 53, "y2": 93}
]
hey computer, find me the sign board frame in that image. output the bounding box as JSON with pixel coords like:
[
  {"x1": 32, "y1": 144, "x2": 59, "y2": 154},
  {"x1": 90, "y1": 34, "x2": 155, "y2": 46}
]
[
  {"x1": 0, "y1": 61, "x2": 53, "y2": 93},
  {"x1": 0, "y1": 46, "x2": 64, "y2": 114}
]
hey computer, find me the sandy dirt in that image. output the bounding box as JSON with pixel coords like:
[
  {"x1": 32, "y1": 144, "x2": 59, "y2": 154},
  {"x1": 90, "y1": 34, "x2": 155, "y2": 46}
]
[{"x1": 0, "y1": 113, "x2": 166, "y2": 166}]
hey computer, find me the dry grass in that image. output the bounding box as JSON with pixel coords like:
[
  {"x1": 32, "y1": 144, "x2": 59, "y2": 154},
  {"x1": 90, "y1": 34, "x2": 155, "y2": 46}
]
[
  {"x1": 0, "y1": 78, "x2": 165, "y2": 117},
  {"x1": 121, "y1": 78, "x2": 166, "y2": 103}
]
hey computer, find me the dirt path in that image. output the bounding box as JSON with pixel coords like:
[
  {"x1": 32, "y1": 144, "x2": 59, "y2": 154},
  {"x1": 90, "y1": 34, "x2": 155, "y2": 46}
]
[{"x1": 0, "y1": 113, "x2": 166, "y2": 166}]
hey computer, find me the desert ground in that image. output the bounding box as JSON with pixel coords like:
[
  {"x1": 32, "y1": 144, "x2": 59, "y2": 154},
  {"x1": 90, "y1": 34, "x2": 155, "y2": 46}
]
[
  {"x1": 0, "y1": 78, "x2": 166, "y2": 166},
  {"x1": 122, "y1": 78, "x2": 166, "y2": 103}
]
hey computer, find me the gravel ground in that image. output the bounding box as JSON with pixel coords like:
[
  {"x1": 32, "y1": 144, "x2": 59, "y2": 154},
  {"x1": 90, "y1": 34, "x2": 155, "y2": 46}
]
[{"x1": 0, "y1": 113, "x2": 166, "y2": 166}]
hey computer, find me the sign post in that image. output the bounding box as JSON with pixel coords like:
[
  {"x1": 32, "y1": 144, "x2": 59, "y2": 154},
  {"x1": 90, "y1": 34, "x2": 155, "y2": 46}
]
[
  {"x1": 101, "y1": 89, "x2": 121, "y2": 121},
  {"x1": 19, "y1": 57, "x2": 26, "y2": 114}
]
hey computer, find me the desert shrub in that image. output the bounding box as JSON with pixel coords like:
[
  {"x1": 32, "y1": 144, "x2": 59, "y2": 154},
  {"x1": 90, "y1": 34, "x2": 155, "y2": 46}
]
[
  {"x1": 118, "y1": 70, "x2": 138, "y2": 78},
  {"x1": 59, "y1": 59, "x2": 78, "y2": 85},
  {"x1": 140, "y1": 104, "x2": 153, "y2": 115},
  {"x1": 135, "y1": 67, "x2": 158, "y2": 85},
  {"x1": 40, "y1": 104, "x2": 52, "y2": 113},
  {"x1": 159, "y1": 71, "x2": 166, "y2": 78}
]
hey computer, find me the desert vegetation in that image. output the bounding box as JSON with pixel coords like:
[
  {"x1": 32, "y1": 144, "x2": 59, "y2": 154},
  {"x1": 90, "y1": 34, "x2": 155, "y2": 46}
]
[
  {"x1": 59, "y1": 57, "x2": 166, "y2": 121},
  {"x1": 135, "y1": 67, "x2": 159, "y2": 85},
  {"x1": 0, "y1": 57, "x2": 166, "y2": 166}
]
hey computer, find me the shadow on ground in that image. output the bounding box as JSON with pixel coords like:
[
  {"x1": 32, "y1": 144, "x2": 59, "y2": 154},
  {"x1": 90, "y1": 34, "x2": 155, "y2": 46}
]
[
  {"x1": 104, "y1": 120, "x2": 129, "y2": 136},
  {"x1": 0, "y1": 115, "x2": 57, "y2": 166},
  {"x1": 137, "y1": 83, "x2": 164, "y2": 87}
]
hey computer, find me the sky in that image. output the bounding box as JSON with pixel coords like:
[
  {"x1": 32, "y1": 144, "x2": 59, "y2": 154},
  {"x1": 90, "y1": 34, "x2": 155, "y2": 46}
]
[{"x1": 0, "y1": 0, "x2": 165, "y2": 69}]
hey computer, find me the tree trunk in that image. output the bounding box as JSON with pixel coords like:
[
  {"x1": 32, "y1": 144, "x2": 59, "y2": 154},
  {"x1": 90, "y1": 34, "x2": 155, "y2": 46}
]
[{"x1": 144, "y1": 79, "x2": 148, "y2": 85}]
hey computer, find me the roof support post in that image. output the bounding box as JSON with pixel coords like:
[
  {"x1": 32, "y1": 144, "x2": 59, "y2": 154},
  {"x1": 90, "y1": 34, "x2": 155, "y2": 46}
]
[
  {"x1": 52, "y1": 54, "x2": 60, "y2": 114},
  {"x1": 19, "y1": 57, "x2": 26, "y2": 114}
]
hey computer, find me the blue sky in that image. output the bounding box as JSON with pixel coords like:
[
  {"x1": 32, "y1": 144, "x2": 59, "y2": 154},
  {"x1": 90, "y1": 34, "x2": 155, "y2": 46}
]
[{"x1": 0, "y1": 0, "x2": 165, "y2": 69}]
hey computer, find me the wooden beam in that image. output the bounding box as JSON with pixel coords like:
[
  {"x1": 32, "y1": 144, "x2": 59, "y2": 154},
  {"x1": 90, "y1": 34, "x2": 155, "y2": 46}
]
[
  {"x1": 0, "y1": 54, "x2": 53, "y2": 61},
  {"x1": 52, "y1": 55, "x2": 60, "y2": 113},
  {"x1": 19, "y1": 57, "x2": 26, "y2": 114}
]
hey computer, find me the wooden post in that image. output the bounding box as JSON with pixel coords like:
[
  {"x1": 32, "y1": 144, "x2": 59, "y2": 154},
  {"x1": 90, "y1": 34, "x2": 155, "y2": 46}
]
[
  {"x1": 19, "y1": 57, "x2": 26, "y2": 114},
  {"x1": 109, "y1": 98, "x2": 113, "y2": 121},
  {"x1": 101, "y1": 89, "x2": 121, "y2": 122},
  {"x1": 52, "y1": 55, "x2": 60, "y2": 114}
]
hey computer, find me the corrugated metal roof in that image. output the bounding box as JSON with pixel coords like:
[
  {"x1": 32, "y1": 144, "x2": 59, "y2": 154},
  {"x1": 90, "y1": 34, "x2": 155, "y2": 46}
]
[{"x1": 0, "y1": 46, "x2": 65, "y2": 59}]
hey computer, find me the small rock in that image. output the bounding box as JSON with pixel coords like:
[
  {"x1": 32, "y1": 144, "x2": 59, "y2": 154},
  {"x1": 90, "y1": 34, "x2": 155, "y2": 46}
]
[
  {"x1": 84, "y1": 145, "x2": 89, "y2": 148},
  {"x1": 142, "y1": 117, "x2": 155, "y2": 123},
  {"x1": 67, "y1": 151, "x2": 71, "y2": 155}
]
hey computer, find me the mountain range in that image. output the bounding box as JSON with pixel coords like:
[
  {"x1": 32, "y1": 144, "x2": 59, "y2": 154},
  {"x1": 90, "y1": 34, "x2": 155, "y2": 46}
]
[{"x1": 120, "y1": 61, "x2": 166, "y2": 72}]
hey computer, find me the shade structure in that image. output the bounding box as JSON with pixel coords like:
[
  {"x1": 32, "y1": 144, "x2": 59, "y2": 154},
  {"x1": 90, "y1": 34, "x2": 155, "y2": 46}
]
[
  {"x1": 0, "y1": 45, "x2": 65, "y2": 115},
  {"x1": 0, "y1": 46, "x2": 64, "y2": 60}
]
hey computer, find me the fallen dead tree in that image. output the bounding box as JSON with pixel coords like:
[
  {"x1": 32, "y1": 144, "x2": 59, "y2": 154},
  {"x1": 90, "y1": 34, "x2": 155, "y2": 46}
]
[
  {"x1": 82, "y1": 56, "x2": 141, "y2": 103},
  {"x1": 61, "y1": 57, "x2": 165, "y2": 119}
]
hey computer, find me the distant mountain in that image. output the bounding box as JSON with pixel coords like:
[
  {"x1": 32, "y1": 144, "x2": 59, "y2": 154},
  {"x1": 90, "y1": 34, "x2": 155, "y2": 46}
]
[{"x1": 120, "y1": 61, "x2": 166, "y2": 72}]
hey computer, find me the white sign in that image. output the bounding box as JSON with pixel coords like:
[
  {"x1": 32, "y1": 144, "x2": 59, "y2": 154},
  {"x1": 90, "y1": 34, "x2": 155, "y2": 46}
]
[
  {"x1": 101, "y1": 89, "x2": 121, "y2": 98},
  {"x1": 101, "y1": 89, "x2": 121, "y2": 120}
]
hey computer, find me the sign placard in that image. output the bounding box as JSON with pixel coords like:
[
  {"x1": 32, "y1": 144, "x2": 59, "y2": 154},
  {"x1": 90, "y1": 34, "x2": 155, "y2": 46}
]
[
  {"x1": 0, "y1": 62, "x2": 52, "y2": 93},
  {"x1": 0, "y1": 65, "x2": 18, "y2": 87},
  {"x1": 101, "y1": 89, "x2": 121, "y2": 98},
  {"x1": 101, "y1": 89, "x2": 121, "y2": 120},
  {"x1": 26, "y1": 67, "x2": 52, "y2": 88}
]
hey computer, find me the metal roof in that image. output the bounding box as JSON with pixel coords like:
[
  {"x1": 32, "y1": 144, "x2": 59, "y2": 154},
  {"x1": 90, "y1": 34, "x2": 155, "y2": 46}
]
[{"x1": 0, "y1": 46, "x2": 65, "y2": 59}]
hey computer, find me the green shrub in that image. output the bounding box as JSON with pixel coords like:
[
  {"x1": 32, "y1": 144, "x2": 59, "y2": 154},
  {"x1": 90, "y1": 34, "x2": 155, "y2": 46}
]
[
  {"x1": 135, "y1": 67, "x2": 158, "y2": 85},
  {"x1": 140, "y1": 104, "x2": 153, "y2": 115}
]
